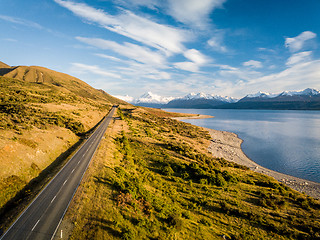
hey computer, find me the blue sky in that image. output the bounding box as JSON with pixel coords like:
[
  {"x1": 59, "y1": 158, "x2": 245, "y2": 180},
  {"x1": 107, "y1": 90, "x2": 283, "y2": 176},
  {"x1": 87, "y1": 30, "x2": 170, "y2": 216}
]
[{"x1": 1, "y1": 0, "x2": 320, "y2": 98}]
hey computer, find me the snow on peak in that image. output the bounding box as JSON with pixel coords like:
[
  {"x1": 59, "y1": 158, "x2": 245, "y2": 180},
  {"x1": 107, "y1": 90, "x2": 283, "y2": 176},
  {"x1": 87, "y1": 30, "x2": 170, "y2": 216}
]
[
  {"x1": 136, "y1": 92, "x2": 175, "y2": 104},
  {"x1": 183, "y1": 92, "x2": 208, "y2": 100},
  {"x1": 280, "y1": 88, "x2": 320, "y2": 96},
  {"x1": 214, "y1": 95, "x2": 238, "y2": 103},
  {"x1": 246, "y1": 91, "x2": 278, "y2": 98},
  {"x1": 181, "y1": 93, "x2": 237, "y2": 102}
]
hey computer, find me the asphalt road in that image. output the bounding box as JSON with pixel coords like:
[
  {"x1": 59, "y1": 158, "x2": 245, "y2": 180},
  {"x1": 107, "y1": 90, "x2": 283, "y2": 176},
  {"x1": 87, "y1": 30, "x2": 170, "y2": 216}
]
[{"x1": 0, "y1": 106, "x2": 117, "y2": 240}]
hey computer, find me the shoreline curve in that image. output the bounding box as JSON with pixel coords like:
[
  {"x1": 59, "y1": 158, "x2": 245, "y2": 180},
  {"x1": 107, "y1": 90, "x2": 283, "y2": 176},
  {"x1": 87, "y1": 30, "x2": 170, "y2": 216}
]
[{"x1": 173, "y1": 114, "x2": 320, "y2": 200}]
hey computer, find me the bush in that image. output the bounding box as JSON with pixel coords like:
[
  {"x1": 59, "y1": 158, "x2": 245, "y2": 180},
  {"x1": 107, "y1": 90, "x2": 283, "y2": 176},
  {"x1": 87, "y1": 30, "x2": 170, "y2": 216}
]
[{"x1": 161, "y1": 165, "x2": 174, "y2": 176}]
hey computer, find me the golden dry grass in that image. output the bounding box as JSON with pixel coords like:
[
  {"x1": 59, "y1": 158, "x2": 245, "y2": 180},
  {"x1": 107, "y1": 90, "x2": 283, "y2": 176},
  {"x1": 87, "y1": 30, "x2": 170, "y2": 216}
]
[{"x1": 61, "y1": 106, "x2": 320, "y2": 240}]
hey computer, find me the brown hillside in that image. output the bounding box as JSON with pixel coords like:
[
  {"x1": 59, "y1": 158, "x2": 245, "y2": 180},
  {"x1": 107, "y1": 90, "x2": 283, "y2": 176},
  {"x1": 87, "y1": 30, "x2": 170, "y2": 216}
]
[
  {"x1": 0, "y1": 61, "x2": 129, "y2": 216},
  {"x1": 0, "y1": 61, "x2": 10, "y2": 68},
  {"x1": 0, "y1": 65, "x2": 127, "y2": 105}
]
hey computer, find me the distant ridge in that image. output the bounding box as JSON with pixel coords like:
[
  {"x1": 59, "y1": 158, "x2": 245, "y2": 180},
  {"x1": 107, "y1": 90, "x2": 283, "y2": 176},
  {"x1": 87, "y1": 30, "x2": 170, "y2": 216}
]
[
  {"x1": 121, "y1": 88, "x2": 320, "y2": 110},
  {"x1": 219, "y1": 88, "x2": 320, "y2": 110}
]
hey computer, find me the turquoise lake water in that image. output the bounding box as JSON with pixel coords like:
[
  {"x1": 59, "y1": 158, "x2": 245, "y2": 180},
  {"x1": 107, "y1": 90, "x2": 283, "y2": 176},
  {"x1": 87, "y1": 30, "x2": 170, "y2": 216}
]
[{"x1": 164, "y1": 109, "x2": 320, "y2": 183}]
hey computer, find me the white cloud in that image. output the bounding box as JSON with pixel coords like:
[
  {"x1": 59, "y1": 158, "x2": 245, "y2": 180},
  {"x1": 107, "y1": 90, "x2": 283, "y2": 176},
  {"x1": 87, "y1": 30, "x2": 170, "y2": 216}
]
[
  {"x1": 173, "y1": 49, "x2": 210, "y2": 72},
  {"x1": 174, "y1": 62, "x2": 200, "y2": 72},
  {"x1": 71, "y1": 63, "x2": 121, "y2": 78},
  {"x1": 257, "y1": 47, "x2": 276, "y2": 53},
  {"x1": 0, "y1": 15, "x2": 42, "y2": 29},
  {"x1": 116, "y1": 61, "x2": 172, "y2": 80},
  {"x1": 54, "y1": 0, "x2": 118, "y2": 25},
  {"x1": 213, "y1": 64, "x2": 238, "y2": 70},
  {"x1": 207, "y1": 30, "x2": 227, "y2": 52},
  {"x1": 76, "y1": 37, "x2": 167, "y2": 66},
  {"x1": 166, "y1": 0, "x2": 226, "y2": 28},
  {"x1": 114, "y1": 0, "x2": 160, "y2": 10},
  {"x1": 94, "y1": 53, "x2": 123, "y2": 62},
  {"x1": 55, "y1": 0, "x2": 190, "y2": 55},
  {"x1": 243, "y1": 60, "x2": 263, "y2": 68},
  {"x1": 113, "y1": 94, "x2": 134, "y2": 102},
  {"x1": 285, "y1": 31, "x2": 317, "y2": 52},
  {"x1": 286, "y1": 51, "x2": 312, "y2": 66},
  {"x1": 232, "y1": 60, "x2": 320, "y2": 98},
  {"x1": 219, "y1": 68, "x2": 262, "y2": 81},
  {"x1": 184, "y1": 49, "x2": 209, "y2": 65}
]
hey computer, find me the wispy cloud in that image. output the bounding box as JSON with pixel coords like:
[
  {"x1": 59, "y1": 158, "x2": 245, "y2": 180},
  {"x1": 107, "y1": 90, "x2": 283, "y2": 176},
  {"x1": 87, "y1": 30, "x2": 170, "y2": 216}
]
[
  {"x1": 116, "y1": 62, "x2": 172, "y2": 80},
  {"x1": 71, "y1": 63, "x2": 121, "y2": 78},
  {"x1": 286, "y1": 51, "x2": 312, "y2": 66},
  {"x1": 0, "y1": 15, "x2": 42, "y2": 29},
  {"x1": 76, "y1": 37, "x2": 167, "y2": 66},
  {"x1": 166, "y1": 0, "x2": 226, "y2": 28},
  {"x1": 94, "y1": 53, "x2": 124, "y2": 63},
  {"x1": 229, "y1": 60, "x2": 320, "y2": 97},
  {"x1": 111, "y1": 0, "x2": 226, "y2": 29},
  {"x1": 285, "y1": 31, "x2": 317, "y2": 52},
  {"x1": 207, "y1": 31, "x2": 227, "y2": 52},
  {"x1": 184, "y1": 49, "x2": 210, "y2": 65},
  {"x1": 174, "y1": 49, "x2": 211, "y2": 72},
  {"x1": 2, "y1": 38, "x2": 18, "y2": 42},
  {"x1": 174, "y1": 62, "x2": 200, "y2": 72},
  {"x1": 114, "y1": 0, "x2": 160, "y2": 10},
  {"x1": 243, "y1": 60, "x2": 263, "y2": 68},
  {"x1": 55, "y1": 0, "x2": 190, "y2": 55}
]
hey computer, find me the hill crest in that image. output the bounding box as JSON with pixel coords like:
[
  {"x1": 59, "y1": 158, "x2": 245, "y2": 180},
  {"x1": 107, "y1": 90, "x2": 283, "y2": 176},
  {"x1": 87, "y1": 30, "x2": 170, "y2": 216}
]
[{"x1": 0, "y1": 63, "x2": 126, "y2": 105}]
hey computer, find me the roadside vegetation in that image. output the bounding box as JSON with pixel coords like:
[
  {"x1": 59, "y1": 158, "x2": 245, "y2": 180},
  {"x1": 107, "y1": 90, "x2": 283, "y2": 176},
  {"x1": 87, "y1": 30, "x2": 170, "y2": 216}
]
[
  {"x1": 0, "y1": 68, "x2": 125, "y2": 229},
  {"x1": 65, "y1": 106, "x2": 320, "y2": 240}
]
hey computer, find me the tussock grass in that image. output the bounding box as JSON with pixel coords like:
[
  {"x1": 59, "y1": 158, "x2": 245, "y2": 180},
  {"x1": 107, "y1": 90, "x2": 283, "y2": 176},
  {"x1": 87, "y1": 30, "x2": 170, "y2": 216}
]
[
  {"x1": 65, "y1": 107, "x2": 320, "y2": 239},
  {"x1": 0, "y1": 69, "x2": 127, "y2": 232}
]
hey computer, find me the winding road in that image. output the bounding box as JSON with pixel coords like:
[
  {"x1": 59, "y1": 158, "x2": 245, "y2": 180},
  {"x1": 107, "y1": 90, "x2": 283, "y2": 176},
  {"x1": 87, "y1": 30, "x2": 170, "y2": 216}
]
[{"x1": 0, "y1": 106, "x2": 117, "y2": 240}]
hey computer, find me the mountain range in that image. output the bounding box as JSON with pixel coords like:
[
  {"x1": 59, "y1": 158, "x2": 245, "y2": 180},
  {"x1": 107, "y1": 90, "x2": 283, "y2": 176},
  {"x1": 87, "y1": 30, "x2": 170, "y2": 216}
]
[{"x1": 121, "y1": 88, "x2": 320, "y2": 110}]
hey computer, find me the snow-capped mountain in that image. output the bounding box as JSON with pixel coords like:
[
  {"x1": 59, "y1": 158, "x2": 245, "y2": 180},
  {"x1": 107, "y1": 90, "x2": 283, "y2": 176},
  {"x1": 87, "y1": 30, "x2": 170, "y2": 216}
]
[
  {"x1": 165, "y1": 93, "x2": 237, "y2": 109},
  {"x1": 229, "y1": 88, "x2": 320, "y2": 110},
  {"x1": 135, "y1": 92, "x2": 175, "y2": 104},
  {"x1": 246, "y1": 91, "x2": 279, "y2": 98},
  {"x1": 127, "y1": 92, "x2": 176, "y2": 108},
  {"x1": 113, "y1": 88, "x2": 320, "y2": 110},
  {"x1": 244, "y1": 88, "x2": 320, "y2": 99},
  {"x1": 181, "y1": 92, "x2": 237, "y2": 103},
  {"x1": 280, "y1": 88, "x2": 320, "y2": 97}
]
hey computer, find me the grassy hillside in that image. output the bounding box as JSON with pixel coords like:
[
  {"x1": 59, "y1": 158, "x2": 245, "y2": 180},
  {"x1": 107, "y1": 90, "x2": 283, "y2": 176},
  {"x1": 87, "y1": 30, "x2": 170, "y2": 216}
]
[
  {"x1": 63, "y1": 106, "x2": 320, "y2": 240},
  {"x1": 0, "y1": 63, "x2": 127, "y2": 213},
  {"x1": 0, "y1": 61, "x2": 10, "y2": 68}
]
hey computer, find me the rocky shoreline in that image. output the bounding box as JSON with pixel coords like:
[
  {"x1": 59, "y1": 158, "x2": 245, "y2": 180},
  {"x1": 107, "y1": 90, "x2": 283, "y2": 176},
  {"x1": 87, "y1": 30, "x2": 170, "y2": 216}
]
[
  {"x1": 171, "y1": 114, "x2": 214, "y2": 120},
  {"x1": 206, "y1": 128, "x2": 320, "y2": 199}
]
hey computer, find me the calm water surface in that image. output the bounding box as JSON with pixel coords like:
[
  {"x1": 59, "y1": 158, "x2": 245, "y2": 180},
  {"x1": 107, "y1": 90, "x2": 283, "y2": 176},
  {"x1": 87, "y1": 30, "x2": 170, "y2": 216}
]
[{"x1": 164, "y1": 109, "x2": 320, "y2": 183}]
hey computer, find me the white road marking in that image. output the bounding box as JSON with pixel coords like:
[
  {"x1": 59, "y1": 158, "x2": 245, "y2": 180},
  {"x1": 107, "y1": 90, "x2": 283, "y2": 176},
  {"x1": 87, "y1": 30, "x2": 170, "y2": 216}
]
[
  {"x1": 32, "y1": 220, "x2": 40, "y2": 231},
  {"x1": 71, "y1": 169, "x2": 75, "y2": 173},
  {"x1": 63, "y1": 180, "x2": 67, "y2": 185},
  {"x1": 78, "y1": 160, "x2": 80, "y2": 165},
  {"x1": 51, "y1": 196, "x2": 57, "y2": 203}
]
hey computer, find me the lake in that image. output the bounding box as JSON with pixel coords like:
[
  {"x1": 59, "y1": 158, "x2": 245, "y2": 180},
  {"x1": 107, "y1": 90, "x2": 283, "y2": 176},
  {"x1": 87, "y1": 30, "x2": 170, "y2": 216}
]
[{"x1": 164, "y1": 109, "x2": 320, "y2": 183}]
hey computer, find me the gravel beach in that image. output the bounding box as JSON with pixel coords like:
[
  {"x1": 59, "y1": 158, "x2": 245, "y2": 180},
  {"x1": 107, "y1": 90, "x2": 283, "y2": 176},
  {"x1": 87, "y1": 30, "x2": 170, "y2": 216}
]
[
  {"x1": 171, "y1": 113, "x2": 320, "y2": 199},
  {"x1": 206, "y1": 127, "x2": 320, "y2": 199}
]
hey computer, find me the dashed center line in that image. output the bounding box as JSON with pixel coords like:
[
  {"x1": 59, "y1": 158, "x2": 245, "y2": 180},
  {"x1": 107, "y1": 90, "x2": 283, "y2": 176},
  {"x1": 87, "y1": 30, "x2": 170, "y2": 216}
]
[
  {"x1": 63, "y1": 180, "x2": 68, "y2": 185},
  {"x1": 71, "y1": 169, "x2": 75, "y2": 173},
  {"x1": 32, "y1": 220, "x2": 40, "y2": 231},
  {"x1": 78, "y1": 160, "x2": 80, "y2": 165},
  {"x1": 51, "y1": 196, "x2": 56, "y2": 203}
]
